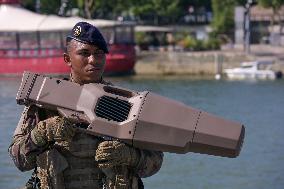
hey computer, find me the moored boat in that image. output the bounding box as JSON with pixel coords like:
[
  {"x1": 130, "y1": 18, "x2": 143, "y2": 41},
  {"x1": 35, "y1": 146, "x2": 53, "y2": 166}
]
[{"x1": 224, "y1": 60, "x2": 282, "y2": 80}]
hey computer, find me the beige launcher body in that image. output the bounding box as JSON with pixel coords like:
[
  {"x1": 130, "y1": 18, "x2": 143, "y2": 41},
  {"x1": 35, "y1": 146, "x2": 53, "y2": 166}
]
[{"x1": 16, "y1": 72, "x2": 245, "y2": 158}]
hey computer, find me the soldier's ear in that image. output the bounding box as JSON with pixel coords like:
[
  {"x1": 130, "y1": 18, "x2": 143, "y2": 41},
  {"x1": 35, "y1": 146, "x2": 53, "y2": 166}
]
[{"x1": 64, "y1": 53, "x2": 72, "y2": 67}]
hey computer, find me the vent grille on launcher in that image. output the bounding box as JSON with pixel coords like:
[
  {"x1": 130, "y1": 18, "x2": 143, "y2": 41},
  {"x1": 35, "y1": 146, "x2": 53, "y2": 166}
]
[{"x1": 95, "y1": 96, "x2": 132, "y2": 122}]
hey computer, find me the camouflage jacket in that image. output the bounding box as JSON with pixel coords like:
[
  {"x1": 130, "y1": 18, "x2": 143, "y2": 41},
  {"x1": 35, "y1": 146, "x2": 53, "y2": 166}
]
[{"x1": 8, "y1": 79, "x2": 163, "y2": 189}]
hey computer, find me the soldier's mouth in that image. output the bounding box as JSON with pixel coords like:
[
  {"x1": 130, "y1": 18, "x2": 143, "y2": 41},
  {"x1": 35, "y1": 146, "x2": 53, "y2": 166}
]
[{"x1": 87, "y1": 67, "x2": 101, "y2": 72}]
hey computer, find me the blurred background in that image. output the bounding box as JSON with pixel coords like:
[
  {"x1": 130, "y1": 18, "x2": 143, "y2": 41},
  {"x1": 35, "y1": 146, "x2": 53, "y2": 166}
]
[{"x1": 0, "y1": 0, "x2": 284, "y2": 189}]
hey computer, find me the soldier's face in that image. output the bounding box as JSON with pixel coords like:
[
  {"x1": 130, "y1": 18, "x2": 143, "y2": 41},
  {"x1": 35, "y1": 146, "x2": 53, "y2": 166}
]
[{"x1": 64, "y1": 40, "x2": 106, "y2": 84}]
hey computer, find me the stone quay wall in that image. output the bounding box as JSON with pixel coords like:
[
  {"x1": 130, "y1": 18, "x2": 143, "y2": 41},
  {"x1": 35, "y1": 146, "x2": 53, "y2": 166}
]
[{"x1": 134, "y1": 51, "x2": 284, "y2": 76}]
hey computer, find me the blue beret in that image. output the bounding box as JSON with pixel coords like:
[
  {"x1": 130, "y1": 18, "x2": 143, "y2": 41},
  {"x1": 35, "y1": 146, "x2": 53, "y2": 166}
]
[{"x1": 67, "y1": 22, "x2": 109, "y2": 53}]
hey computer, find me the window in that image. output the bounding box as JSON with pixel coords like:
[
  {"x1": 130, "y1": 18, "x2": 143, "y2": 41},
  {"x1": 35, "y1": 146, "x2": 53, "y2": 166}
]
[
  {"x1": 0, "y1": 32, "x2": 17, "y2": 49},
  {"x1": 19, "y1": 32, "x2": 38, "y2": 49},
  {"x1": 40, "y1": 31, "x2": 62, "y2": 49}
]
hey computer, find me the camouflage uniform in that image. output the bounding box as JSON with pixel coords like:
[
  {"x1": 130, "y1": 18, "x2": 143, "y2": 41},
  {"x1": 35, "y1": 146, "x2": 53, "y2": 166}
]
[{"x1": 8, "y1": 79, "x2": 163, "y2": 189}]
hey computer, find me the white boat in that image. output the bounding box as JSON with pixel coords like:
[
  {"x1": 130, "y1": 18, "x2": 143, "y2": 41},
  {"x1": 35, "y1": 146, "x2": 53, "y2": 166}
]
[{"x1": 224, "y1": 61, "x2": 282, "y2": 80}]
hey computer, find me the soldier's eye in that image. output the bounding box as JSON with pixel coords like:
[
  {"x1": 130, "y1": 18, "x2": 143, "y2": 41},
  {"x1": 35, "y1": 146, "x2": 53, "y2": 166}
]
[{"x1": 78, "y1": 51, "x2": 90, "y2": 57}]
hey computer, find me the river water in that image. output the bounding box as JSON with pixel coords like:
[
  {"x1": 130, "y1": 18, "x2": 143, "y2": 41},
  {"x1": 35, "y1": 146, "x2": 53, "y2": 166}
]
[{"x1": 0, "y1": 76, "x2": 283, "y2": 189}]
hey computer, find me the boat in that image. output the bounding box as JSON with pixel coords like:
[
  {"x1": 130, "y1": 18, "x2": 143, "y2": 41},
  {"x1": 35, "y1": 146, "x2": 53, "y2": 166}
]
[
  {"x1": 0, "y1": 1, "x2": 136, "y2": 76},
  {"x1": 224, "y1": 60, "x2": 283, "y2": 80}
]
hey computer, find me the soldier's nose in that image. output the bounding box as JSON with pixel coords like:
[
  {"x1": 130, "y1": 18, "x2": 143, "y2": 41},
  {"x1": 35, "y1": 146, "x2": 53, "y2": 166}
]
[{"x1": 88, "y1": 55, "x2": 96, "y2": 65}]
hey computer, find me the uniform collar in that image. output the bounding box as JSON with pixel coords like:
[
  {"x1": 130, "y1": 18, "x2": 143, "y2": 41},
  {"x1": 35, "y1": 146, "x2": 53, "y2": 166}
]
[{"x1": 69, "y1": 73, "x2": 103, "y2": 85}]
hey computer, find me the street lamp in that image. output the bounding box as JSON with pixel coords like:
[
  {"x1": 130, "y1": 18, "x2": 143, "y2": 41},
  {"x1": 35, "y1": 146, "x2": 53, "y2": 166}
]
[{"x1": 244, "y1": 0, "x2": 256, "y2": 54}]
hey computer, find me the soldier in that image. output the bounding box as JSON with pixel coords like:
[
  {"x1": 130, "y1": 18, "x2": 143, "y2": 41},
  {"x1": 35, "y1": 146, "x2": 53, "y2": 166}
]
[{"x1": 8, "y1": 22, "x2": 163, "y2": 189}]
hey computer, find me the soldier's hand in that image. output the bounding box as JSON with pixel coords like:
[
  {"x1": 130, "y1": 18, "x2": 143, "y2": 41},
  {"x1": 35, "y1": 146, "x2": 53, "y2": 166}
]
[
  {"x1": 95, "y1": 141, "x2": 140, "y2": 168},
  {"x1": 31, "y1": 116, "x2": 77, "y2": 147}
]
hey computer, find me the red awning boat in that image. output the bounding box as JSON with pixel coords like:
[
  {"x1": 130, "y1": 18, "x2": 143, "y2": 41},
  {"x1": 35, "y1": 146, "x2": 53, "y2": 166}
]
[{"x1": 0, "y1": 2, "x2": 136, "y2": 75}]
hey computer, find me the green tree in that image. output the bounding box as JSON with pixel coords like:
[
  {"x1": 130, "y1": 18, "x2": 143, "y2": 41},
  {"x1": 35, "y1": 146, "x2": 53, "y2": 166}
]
[
  {"x1": 76, "y1": 0, "x2": 94, "y2": 18},
  {"x1": 40, "y1": 0, "x2": 61, "y2": 14},
  {"x1": 21, "y1": 0, "x2": 36, "y2": 12},
  {"x1": 211, "y1": 0, "x2": 235, "y2": 35},
  {"x1": 235, "y1": 0, "x2": 248, "y2": 6},
  {"x1": 179, "y1": 0, "x2": 212, "y2": 11},
  {"x1": 131, "y1": 0, "x2": 181, "y2": 24},
  {"x1": 21, "y1": 0, "x2": 214, "y2": 25},
  {"x1": 76, "y1": 0, "x2": 182, "y2": 23},
  {"x1": 76, "y1": 0, "x2": 133, "y2": 19},
  {"x1": 21, "y1": 0, "x2": 68, "y2": 15}
]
